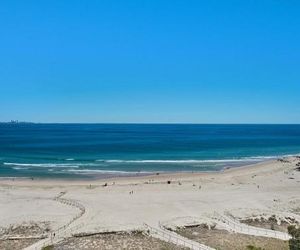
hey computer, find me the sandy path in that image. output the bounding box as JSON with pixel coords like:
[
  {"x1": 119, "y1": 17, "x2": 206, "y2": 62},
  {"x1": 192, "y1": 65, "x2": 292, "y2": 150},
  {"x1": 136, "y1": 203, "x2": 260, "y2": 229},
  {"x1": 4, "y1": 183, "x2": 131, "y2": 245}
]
[{"x1": 24, "y1": 193, "x2": 86, "y2": 250}]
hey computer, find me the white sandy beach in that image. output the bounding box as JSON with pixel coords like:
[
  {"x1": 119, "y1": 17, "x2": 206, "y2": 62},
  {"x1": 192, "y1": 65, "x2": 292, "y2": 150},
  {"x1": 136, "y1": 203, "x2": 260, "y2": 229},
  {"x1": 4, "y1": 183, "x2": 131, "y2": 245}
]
[{"x1": 1, "y1": 157, "x2": 300, "y2": 249}]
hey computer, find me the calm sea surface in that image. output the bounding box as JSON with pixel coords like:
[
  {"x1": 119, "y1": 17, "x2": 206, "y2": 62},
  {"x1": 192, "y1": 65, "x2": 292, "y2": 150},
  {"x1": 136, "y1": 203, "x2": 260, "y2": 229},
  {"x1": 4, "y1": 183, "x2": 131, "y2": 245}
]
[{"x1": 0, "y1": 124, "x2": 300, "y2": 178}]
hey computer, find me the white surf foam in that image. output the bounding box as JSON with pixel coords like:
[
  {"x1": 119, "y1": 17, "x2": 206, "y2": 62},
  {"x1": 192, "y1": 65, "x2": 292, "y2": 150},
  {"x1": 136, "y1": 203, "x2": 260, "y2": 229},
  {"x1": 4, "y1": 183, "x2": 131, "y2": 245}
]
[
  {"x1": 96, "y1": 158, "x2": 264, "y2": 164},
  {"x1": 4, "y1": 154, "x2": 291, "y2": 171},
  {"x1": 65, "y1": 169, "x2": 152, "y2": 174},
  {"x1": 12, "y1": 167, "x2": 29, "y2": 170},
  {"x1": 4, "y1": 163, "x2": 80, "y2": 168}
]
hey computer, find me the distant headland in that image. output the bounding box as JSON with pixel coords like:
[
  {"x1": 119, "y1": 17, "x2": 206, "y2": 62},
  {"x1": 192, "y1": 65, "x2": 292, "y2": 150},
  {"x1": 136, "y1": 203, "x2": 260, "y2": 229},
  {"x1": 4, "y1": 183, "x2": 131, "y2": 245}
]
[{"x1": 0, "y1": 120, "x2": 35, "y2": 124}]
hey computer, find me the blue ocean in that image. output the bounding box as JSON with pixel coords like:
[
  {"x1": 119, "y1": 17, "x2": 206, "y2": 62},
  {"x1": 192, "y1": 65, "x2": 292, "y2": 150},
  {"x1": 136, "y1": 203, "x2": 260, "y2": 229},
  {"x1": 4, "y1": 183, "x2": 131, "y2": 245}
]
[{"x1": 1, "y1": 124, "x2": 300, "y2": 178}]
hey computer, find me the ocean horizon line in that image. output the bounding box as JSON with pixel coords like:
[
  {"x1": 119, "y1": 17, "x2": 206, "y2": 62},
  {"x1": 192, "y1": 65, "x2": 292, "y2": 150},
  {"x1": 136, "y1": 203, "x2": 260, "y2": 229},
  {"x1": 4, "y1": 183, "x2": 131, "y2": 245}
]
[{"x1": 1, "y1": 122, "x2": 300, "y2": 125}]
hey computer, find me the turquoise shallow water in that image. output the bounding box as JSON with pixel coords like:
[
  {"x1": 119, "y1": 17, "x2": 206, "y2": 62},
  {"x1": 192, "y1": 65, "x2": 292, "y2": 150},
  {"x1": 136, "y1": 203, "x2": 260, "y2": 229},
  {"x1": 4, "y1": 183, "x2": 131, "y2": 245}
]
[{"x1": 0, "y1": 124, "x2": 300, "y2": 178}]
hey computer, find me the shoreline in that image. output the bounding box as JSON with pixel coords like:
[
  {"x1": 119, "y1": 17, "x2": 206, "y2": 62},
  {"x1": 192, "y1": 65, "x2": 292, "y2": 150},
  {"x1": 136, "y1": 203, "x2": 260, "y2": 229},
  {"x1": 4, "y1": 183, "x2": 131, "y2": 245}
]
[
  {"x1": 0, "y1": 157, "x2": 285, "y2": 186},
  {"x1": 2, "y1": 152, "x2": 299, "y2": 184}
]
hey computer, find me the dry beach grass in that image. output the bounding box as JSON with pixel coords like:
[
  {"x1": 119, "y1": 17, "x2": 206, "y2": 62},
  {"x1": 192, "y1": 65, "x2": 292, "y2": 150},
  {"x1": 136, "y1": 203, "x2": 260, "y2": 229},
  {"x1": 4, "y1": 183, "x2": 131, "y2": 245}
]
[{"x1": 176, "y1": 224, "x2": 289, "y2": 250}]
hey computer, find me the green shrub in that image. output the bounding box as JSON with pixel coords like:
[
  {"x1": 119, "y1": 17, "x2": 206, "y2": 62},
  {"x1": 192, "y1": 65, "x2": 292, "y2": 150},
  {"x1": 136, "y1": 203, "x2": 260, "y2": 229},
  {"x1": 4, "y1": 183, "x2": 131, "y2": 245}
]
[
  {"x1": 289, "y1": 239, "x2": 300, "y2": 250},
  {"x1": 41, "y1": 245, "x2": 54, "y2": 250},
  {"x1": 288, "y1": 225, "x2": 300, "y2": 250},
  {"x1": 246, "y1": 245, "x2": 264, "y2": 250}
]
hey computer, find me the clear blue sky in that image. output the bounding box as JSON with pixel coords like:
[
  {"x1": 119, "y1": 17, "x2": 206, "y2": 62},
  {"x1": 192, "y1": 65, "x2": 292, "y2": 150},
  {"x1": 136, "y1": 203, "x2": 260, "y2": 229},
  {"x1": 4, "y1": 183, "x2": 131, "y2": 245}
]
[{"x1": 1, "y1": 1, "x2": 299, "y2": 123}]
